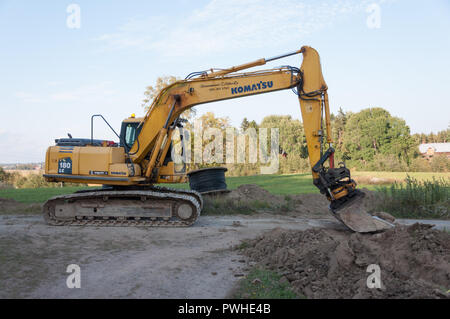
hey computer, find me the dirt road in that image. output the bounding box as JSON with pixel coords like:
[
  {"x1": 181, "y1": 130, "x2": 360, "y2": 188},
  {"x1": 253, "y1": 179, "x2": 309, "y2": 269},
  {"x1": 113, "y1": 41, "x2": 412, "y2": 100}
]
[
  {"x1": 1, "y1": 213, "x2": 448, "y2": 299},
  {"x1": 0, "y1": 213, "x2": 336, "y2": 298}
]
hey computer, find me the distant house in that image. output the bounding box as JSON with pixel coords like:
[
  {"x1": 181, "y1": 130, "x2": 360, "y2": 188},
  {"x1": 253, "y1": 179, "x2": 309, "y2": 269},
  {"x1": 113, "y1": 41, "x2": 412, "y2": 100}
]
[{"x1": 419, "y1": 143, "x2": 450, "y2": 159}]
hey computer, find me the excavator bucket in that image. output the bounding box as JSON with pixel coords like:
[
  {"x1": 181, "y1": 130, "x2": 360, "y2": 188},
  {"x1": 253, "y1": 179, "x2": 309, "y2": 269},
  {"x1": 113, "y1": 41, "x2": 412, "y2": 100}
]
[{"x1": 330, "y1": 191, "x2": 395, "y2": 233}]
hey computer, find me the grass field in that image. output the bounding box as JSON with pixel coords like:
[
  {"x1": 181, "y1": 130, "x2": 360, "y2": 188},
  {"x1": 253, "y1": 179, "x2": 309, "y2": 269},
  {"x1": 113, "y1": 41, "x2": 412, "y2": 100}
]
[
  {"x1": 0, "y1": 172, "x2": 448, "y2": 204},
  {"x1": 0, "y1": 186, "x2": 91, "y2": 203},
  {"x1": 0, "y1": 173, "x2": 336, "y2": 203},
  {"x1": 351, "y1": 171, "x2": 450, "y2": 182}
]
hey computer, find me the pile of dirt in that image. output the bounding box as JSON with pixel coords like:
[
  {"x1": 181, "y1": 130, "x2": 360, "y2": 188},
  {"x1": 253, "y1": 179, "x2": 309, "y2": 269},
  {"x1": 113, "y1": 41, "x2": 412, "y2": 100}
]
[
  {"x1": 0, "y1": 197, "x2": 41, "y2": 214},
  {"x1": 0, "y1": 197, "x2": 22, "y2": 210},
  {"x1": 242, "y1": 224, "x2": 450, "y2": 298},
  {"x1": 224, "y1": 184, "x2": 286, "y2": 207}
]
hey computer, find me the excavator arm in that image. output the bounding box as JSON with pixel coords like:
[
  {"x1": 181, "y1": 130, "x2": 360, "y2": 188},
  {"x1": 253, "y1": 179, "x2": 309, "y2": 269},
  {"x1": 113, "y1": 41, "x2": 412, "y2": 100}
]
[
  {"x1": 132, "y1": 47, "x2": 340, "y2": 195},
  {"x1": 131, "y1": 46, "x2": 393, "y2": 232},
  {"x1": 132, "y1": 48, "x2": 314, "y2": 175}
]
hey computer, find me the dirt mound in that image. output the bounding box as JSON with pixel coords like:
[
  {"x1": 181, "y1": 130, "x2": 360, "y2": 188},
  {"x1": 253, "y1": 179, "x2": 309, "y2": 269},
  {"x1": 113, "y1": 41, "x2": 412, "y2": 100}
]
[
  {"x1": 0, "y1": 197, "x2": 22, "y2": 210},
  {"x1": 225, "y1": 184, "x2": 286, "y2": 206},
  {"x1": 242, "y1": 224, "x2": 450, "y2": 298},
  {"x1": 0, "y1": 197, "x2": 41, "y2": 214}
]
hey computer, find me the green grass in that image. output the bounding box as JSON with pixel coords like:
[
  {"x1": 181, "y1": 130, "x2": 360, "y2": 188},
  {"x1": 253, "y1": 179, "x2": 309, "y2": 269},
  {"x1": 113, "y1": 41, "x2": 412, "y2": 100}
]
[
  {"x1": 0, "y1": 186, "x2": 87, "y2": 203},
  {"x1": 163, "y1": 172, "x2": 448, "y2": 195},
  {"x1": 231, "y1": 267, "x2": 300, "y2": 299},
  {"x1": 0, "y1": 174, "x2": 319, "y2": 203},
  {"x1": 162, "y1": 173, "x2": 377, "y2": 193},
  {"x1": 0, "y1": 171, "x2": 448, "y2": 205}
]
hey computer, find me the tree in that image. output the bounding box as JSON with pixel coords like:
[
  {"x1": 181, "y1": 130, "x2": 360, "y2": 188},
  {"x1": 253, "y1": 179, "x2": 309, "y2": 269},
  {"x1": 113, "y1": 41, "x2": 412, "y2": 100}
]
[
  {"x1": 0, "y1": 167, "x2": 7, "y2": 182},
  {"x1": 240, "y1": 117, "x2": 258, "y2": 132},
  {"x1": 430, "y1": 154, "x2": 450, "y2": 172},
  {"x1": 240, "y1": 118, "x2": 250, "y2": 131},
  {"x1": 342, "y1": 107, "x2": 415, "y2": 168},
  {"x1": 413, "y1": 128, "x2": 450, "y2": 144},
  {"x1": 142, "y1": 76, "x2": 196, "y2": 120},
  {"x1": 248, "y1": 120, "x2": 258, "y2": 130},
  {"x1": 197, "y1": 112, "x2": 230, "y2": 131},
  {"x1": 330, "y1": 107, "x2": 351, "y2": 158},
  {"x1": 260, "y1": 115, "x2": 307, "y2": 158},
  {"x1": 142, "y1": 76, "x2": 177, "y2": 110},
  {"x1": 387, "y1": 116, "x2": 416, "y2": 164}
]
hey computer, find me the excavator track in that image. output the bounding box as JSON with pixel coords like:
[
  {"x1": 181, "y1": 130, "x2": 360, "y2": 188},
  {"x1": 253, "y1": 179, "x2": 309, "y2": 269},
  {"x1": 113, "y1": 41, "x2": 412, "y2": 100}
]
[{"x1": 43, "y1": 186, "x2": 203, "y2": 227}]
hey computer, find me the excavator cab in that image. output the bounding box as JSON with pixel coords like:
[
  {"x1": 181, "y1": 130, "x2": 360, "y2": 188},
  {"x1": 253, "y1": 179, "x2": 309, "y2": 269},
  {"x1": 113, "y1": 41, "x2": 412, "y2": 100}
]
[{"x1": 118, "y1": 114, "x2": 180, "y2": 171}]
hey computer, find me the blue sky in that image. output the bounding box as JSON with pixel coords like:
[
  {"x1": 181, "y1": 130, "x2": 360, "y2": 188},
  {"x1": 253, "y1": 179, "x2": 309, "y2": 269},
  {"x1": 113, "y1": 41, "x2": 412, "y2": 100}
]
[{"x1": 0, "y1": 0, "x2": 449, "y2": 163}]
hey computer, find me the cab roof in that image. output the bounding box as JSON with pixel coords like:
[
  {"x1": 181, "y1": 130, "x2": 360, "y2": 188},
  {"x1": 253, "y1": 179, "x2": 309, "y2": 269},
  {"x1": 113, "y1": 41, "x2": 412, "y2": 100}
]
[{"x1": 122, "y1": 117, "x2": 144, "y2": 124}]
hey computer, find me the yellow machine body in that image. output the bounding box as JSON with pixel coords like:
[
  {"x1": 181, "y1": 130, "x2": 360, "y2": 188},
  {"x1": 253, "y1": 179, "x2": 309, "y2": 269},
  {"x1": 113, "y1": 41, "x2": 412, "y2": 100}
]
[{"x1": 42, "y1": 46, "x2": 394, "y2": 232}]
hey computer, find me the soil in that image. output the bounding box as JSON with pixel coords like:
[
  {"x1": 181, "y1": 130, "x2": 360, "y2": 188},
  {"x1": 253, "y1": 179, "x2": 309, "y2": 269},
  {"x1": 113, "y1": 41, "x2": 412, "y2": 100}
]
[
  {"x1": 0, "y1": 197, "x2": 23, "y2": 210},
  {"x1": 242, "y1": 223, "x2": 450, "y2": 299},
  {"x1": 224, "y1": 184, "x2": 286, "y2": 206},
  {"x1": 0, "y1": 197, "x2": 41, "y2": 214}
]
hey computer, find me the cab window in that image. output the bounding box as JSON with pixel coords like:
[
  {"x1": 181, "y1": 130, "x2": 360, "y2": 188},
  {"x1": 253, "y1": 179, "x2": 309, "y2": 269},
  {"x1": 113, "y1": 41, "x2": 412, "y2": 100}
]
[
  {"x1": 120, "y1": 121, "x2": 141, "y2": 152},
  {"x1": 125, "y1": 124, "x2": 137, "y2": 147}
]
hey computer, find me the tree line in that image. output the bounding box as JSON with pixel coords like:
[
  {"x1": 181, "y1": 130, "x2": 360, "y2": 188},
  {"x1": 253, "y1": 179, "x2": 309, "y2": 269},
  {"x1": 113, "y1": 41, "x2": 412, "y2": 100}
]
[{"x1": 174, "y1": 108, "x2": 449, "y2": 175}]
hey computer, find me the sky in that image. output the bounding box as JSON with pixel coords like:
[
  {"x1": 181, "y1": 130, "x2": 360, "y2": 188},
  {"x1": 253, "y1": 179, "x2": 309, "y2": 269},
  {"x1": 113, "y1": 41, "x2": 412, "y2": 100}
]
[{"x1": 0, "y1": 0, "x2": 449, "y2": 163}]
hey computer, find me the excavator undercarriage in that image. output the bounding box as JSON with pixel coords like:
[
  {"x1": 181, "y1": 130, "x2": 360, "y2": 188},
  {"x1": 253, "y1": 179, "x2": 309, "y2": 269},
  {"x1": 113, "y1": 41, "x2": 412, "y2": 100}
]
[{"x1": 44, "y1": 186, "x2": 202, "y2": 227}]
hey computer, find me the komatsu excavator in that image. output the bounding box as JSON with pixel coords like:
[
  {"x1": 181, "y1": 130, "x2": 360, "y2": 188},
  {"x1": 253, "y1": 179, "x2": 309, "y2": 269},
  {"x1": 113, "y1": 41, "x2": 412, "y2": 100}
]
[{"x1": 43, "y1": 46, "x2": 393, "y2": 232}]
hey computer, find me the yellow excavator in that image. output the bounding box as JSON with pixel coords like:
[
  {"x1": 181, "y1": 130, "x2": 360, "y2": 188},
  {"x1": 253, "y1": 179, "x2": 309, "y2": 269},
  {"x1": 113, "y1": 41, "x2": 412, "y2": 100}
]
[{"x1": 43, "y1": 46, "x2": 393, "y2": 232}]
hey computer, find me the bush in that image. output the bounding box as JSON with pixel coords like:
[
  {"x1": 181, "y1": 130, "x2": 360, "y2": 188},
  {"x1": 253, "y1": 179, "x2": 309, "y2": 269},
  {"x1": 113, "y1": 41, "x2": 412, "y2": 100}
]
[
  {"x1": 0, "y1": 167, "x2": 7, "y2": 181},
  {"x1": 0, "y1": 168, "x2": 21, "y2": 187},
  {"x1": 14, "y1": 174, "x2": 56, "y2": 189},
  {"x1": 409, "y1": 157, "x2": 432, "y2": 172},
  {"x1": 376, "y1": 176, "x2": 449, "y2": 219},
  {"x1": 358, "y1": 154, "x2": 408, "y2": 172},
  {"x1": 278, "y1": 156, "x2": 310, "y2": 174},
  {"x1": 407, "y1": 155, "x2": 449, "y2": 172},
  {"x1": 430, "y1": 154, "x2": 450, "y2": 172},
  {"x1": 0, "y1": 170, "x2": 83, "y2": 189}
]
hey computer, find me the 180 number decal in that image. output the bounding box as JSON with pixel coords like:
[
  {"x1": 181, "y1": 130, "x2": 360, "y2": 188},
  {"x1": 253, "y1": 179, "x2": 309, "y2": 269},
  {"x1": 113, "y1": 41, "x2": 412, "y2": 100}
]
[{"x1": 58, "y1": 157, "x2": 72, "y2": 174}]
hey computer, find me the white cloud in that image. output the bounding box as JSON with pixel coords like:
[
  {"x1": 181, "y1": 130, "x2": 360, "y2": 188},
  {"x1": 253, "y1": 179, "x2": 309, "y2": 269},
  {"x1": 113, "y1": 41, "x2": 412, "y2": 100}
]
[{"x1": 94, "y1": 0, "x2": 380, "y2": 56}]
